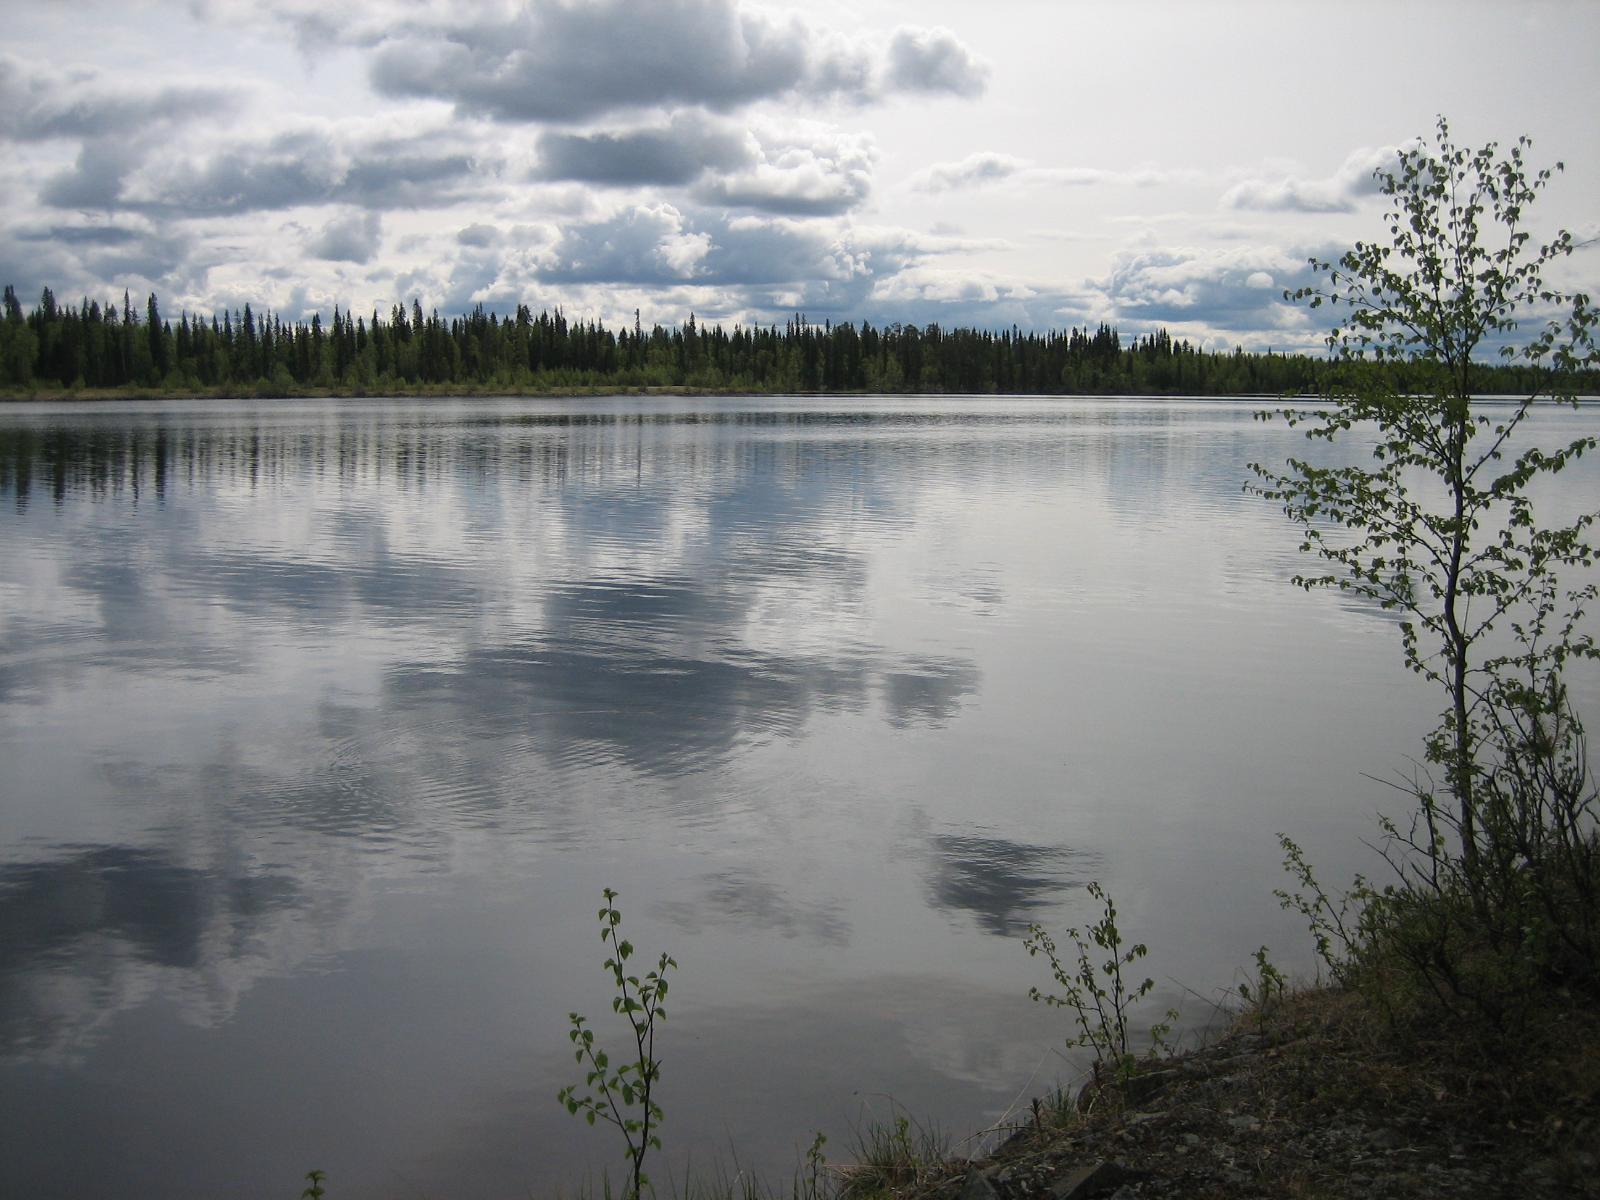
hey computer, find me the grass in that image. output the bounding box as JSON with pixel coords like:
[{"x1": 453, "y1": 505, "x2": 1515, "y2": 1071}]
[
  {"x1": 531, "y1": 1115, "x2": 938, "y2": 1200},
  {"x1": 835, "y1": 1110, "x2": 952, "y2": 1200}
]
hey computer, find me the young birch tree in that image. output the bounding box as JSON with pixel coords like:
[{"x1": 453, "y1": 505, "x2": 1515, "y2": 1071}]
[{"x1": 1251, "y1": 117, "x2": 1599, "y2": 880}]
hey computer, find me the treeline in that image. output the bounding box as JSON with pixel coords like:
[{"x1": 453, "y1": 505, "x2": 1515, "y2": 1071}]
[{"x1": 0, "y1": 285, "x2": 1584, "y2": 398}]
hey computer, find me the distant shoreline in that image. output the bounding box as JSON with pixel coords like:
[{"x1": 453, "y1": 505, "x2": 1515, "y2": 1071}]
[
  {"x1": 2, "y1": 387, "x2": 1583, "y2": 406},
  {"x1": 0, "y1": 386, "x2": 1302, "y2": 404}
]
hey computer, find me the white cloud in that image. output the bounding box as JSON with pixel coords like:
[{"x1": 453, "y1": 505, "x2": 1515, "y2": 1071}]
[
  {"x1": 43, "y1": 124, "x2": 490, "y2": 217},
  {"x1": 532, "y1": 116, "x2": 880, "y2": 217},
  {"x1": 2, "y1": 219, "x2": 196, "y2": 303},
  {"x1": 535, "y1": 113, "x2": 756, "y2": 187},
  {"x1": 309, "y1": 211, "x2": 382, "y2": 263},
  {"x1": 909, "y1": 153, "x2": 1171, "y2": 194},
  {"x1": 1221, "y1": 143, "x2": 1404, "y2": 214},
  {"x1": 456, "y1": 223, "x2": 500, "y2": 249},
  {"x1": 0, "y1": 53, "x2": 240, "y2": 142},
  {"x1": 528, "y1": 207, "x2": 1006, "y2": 322},
  {"x1": 1098, "y1": 242, "x2": 1321, "y2": 335},
  {"x1": 695, "y1": 126, "x2": 877, "y2": 216},
  {"x1": 859, "y1": 265, "x2": 1091, "y2": 331},
  {"x1": 883, "y1": 27, "x2": 989, "y2": 97},
  {"x1": 6, "y1": 0, "x2": 1592, "y2": 347},
  {"x1": 539, "y1": 204, "x2": 711, "y2": 285},
  {"x1": 364, "y1": 0, "x2": 984, "y2": 123},
  {"x1": 909, "y1": 152, "x2": 1026, "y2": 192}
]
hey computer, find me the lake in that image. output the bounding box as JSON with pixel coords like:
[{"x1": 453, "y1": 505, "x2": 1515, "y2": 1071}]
[{"x1": 1, "y1": 395, "x2": 1593, "y2": 1199}]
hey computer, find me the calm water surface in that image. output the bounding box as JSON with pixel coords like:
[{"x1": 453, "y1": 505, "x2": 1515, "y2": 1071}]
[{"x1": 1, "y1": 396, "x2": 1594, "y2": 1198}]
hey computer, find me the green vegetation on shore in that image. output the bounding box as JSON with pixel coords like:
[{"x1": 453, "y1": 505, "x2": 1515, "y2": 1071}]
[{"x1": 6, "y1": 283, "x2": 1596, "y2": 402}]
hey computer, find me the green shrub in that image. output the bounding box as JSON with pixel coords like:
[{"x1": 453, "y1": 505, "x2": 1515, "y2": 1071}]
[{"x1": 1024, "y1": 882, "x2": 1176, "y2": 1084}]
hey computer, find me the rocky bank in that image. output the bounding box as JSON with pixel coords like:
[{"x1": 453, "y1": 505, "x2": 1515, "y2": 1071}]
[{"x1": 899, "y1": 988, "x2": 1598, "y2": 1200}]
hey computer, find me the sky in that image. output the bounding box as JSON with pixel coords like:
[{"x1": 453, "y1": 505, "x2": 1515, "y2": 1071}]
[{"x1": 2, "y1": 0, "x2": 1597, "y2": 351}]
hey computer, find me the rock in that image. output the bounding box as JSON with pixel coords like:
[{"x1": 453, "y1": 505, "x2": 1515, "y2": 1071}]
[
  {"x1": 991, "y1": 1165, "x2": 1023, "y2": 1189},
  {"x1": 1047, "y1": 1160, "x2": 1147, "y2": 1200},
  {"x1": 1226, "y1": 1114, "x2": 1261, "y2": 1134},
  {"x1": 959, "y1": 1166, "x2": 1000, "y2": 1200},
  {"x1": 1121, "y1": 1068, "x2": 1180, "y2": 1106}
]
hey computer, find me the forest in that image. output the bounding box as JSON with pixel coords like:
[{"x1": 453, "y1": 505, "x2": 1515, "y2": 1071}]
[{"x1": 1, "y1": 285, "x2": 1585, "y2": 398}]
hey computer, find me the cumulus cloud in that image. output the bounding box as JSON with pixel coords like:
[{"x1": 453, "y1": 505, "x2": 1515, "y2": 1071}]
[
  {"x1": 336, "y1": 136, "x2": 481, "y2": 207},
  {"x1": 884, "y1": 27, "x2": 989, "y2": 96},
  {"x1": 532, "y1": 207, "x2": 936, "y2": 319},
  {"x1": 456, "y1": 223, "x2": 500, "y2": 248},
  {"x1": 871, "y1": 267, "x2": 1011, "y2": 306},
  {"x1": 856, "y1": 266, "x2": 1092, "y2": 332},
  {"x1": 1098, "y1": 243, "x2": 1318, "y2": 332},
  {"x1": 309, "y1": 211, "x2": 383, "y2": 263},
  {"x1": 1221, "y1": 144, "x2": 1403, "y2": 214},
  {"x1": 365, "y1": 0, "x2": 984, "y2": 123},
  {"x1": 534, "y1": 115, "x2": 878, "y2": 217},
  {"x1": 539, "y1": 204, "x2": 712, "y2": 285},
  {"x1": 535, "y1": 114, "x2": 755, "y2": 186},
  {"x1": 40, "y1": 139, "x2": 146, "y2": 209},
  {"x1": 136, "y1": 130, "x2": 344, "y2": 213},
  {"x1": 9, "y1": 47, "x2": 248, "y2": 215},
  {"x1": 423, "y1": 221, "x2": 566, "y2": 315},
  {"x1": 1, "y1": 4, "x2": 1005, "y2": 324},
  {"x1": 525, "y1": 205, "x2": 1026, "y2": 322},
  {"x1": 696, "y1": 215, "x2": 870, "y2": 287},
  {"x1": 45, "y1": 126, "x2": 487, "y2": 217},
  {"x1": 696, "y1": 127, "x2": 876, "y2": 216},
  {"x1": 0, "y1": 218, "x2": 195, "y2": 300},
  {"x1": 0, "y1": 53, "x2": 239, "y2": 142}
]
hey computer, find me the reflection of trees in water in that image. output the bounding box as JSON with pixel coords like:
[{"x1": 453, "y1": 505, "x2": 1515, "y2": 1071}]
[
  {"x1": 0, "y1": 425, "x2": 179, "y2": 510},
  {"x1": 0, "y1": 403, "x2": 1243, "y2": 511},
  {"x1": 924, "y1": 834, "x2": 1095, "y2": 937},
  {"x1": 0, "y1": 846, "x2": 301, "y2": 1061}
]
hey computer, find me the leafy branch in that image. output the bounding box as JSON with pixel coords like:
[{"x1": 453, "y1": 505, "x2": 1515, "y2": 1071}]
[
  {"x1": 558, "y1": 888, "x2": 677, "y2": 1200},
  {"x1": 1024, "y1": 882, "x2": 1174, "y2": 1086}
]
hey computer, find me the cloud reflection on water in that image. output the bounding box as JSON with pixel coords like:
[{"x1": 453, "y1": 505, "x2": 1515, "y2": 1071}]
[
  {"x1": 0, "y1": 395, "x2": 1464, "y2": 1200},
  {"x1": 655, "y1": 870, "x2": 851, "y2": 944},
  {"x1": 924, "y1": 833, "x2": 1094, "y2": 937},
  {"x1": 0, "y1": 846, "x2": 301, "y2": 1060},
  {"x1": 0, "y1": 401, "x2": 995, "y2": 1073}
]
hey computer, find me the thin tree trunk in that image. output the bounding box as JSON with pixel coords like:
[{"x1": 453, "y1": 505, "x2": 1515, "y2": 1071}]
[{"x1": 1443, "y1": 402, "x2": 1478, "y2": 873}]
